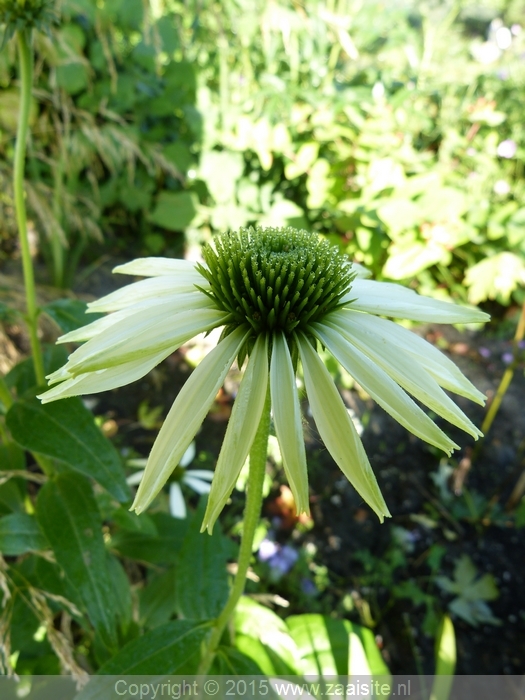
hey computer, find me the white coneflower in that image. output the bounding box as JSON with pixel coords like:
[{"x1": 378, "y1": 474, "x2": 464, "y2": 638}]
[
  {"x1": 39, "y1": 227, "x2": 488, "y2": 532},
  {"x1": 126, "y1": 442, "x2": 213, "y2": 519}
]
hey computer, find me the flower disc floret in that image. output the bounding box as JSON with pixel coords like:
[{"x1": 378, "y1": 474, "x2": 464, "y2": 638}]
[{"x1": 197, "y1": 227, "x2": 355, "y2": 338}]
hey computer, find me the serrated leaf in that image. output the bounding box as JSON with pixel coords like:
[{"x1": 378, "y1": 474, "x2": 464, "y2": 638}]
[
  {"x1": 175, "y1": 497, "x2": 230, "y2": 620},
  {"x1": 0, "y1": 512, "x2": 48, "y2": 555},
  {"x1": 42, "y1": 299, "x2": 103, "y2": 334},
  {"x1": 36, "y1": 473, "x2": 119, "y2": 649},
  {"x1": 7, "y1": 397, "x2": 130, "y2": 502}
]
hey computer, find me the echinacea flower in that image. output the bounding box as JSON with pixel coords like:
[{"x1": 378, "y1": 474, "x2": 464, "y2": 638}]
[
  {"x1": 126, "y1": 442, "x2": 213, "y2": 519},
  {"x1": 39, "y1": 227, "x2": 489, "y2": 532}
]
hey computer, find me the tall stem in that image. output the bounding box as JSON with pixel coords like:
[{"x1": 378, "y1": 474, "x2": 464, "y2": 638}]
[
  {"x1": 198, "y1": 387, "x2": 272, "y2": 674},
  {"x1": 14, "y1": 29, "x2": 45, "y2": 386}
]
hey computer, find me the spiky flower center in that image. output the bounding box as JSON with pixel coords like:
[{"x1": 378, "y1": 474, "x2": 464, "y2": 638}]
[{"x1": 198, "y1": 227, "x2": 354, "y2": 339}]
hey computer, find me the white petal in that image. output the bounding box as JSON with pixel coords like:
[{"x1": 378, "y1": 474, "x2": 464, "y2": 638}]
[
  {"x1": 113, "y1": 257, "x2": 199, "y2": 277},
  {"x1": 297, "y1": 333, "x2": 390, "y2": 522},
  {"x1": 183, "y1": 475, "x2": 212, "y2": 495},
  {"x1": 351, "y1": 262, "x2": 372, "y2": 279},
  {"x1": 202, "y1": 333, "x2": 269, "y2": 534},
  {"x1": 343, "y1": 279, "x2": 490, "y2": 324},
  {"x1": 64, "y1": 308, "x2": 228, "y2": 374},
  {"x1": 326, "y1": 314, "x2": 483, "y2": 440},
  {"x1": 39, "y1": 347, "x2": 174, "y2": 402},
  {"x1": 87, "y1": 277, "x2": 207, "y2": 313},
  {"x1": 313, "y1": 322, "x2": 458, "y2": 455},
  {"x1": 131, "y1": 326, "x2": 248, "y2": 515},
  {"x1": 270, "y1": 331, "x2": 309, "y2": 515},
  {"x1": 332, "y1": 309, "x2": 485, "y2": 405},
  {"x1": 126, "y1": 470, "x2": 145, "y2": 486},
  {"x1": 185, "y1": 469, "x2": 214, "y2": 480},
  {"x1": 169, "y1": 484, "x2": 187, "y2": 519},
  {"x1": 179, "y1": 441, "x2": 196, "y2": 468},
  {"x1": 58, "y1": 293, "x2": 213, "y2": 345}
]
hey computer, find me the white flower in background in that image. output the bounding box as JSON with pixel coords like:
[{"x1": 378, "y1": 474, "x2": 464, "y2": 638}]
[
  {"x1": 126, "y1": 442, "x2": 213, "y2": 519},
  {"x1": 39, "y1": 227, "x2": 489, "y2": 532},
  {"x1": 496, "y1": 139, "x2": 517, "y2": 159}
]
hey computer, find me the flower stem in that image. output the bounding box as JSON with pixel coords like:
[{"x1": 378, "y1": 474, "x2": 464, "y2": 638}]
[
  {"x1": 14, "y1": 29, "x2": 45, "y2": 386},
  {"x1": 198, "y1": 386, "x2": 271, "y2": 674}
]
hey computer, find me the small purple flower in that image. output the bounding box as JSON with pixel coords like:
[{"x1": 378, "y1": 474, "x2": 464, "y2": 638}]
[
  {"x1": 479, "y1": 347, "x2": 491, "y2": 358},
  {"x1": 301, "y1": 578, "x2": 318, "y2": 596},
  {"x1": 258, "y1": 538, "x2": 279, "y2": 562},
  {"x1": 270, "y1": 545, "x2": 299, "y2": 575},
  {"x1": 497, "y1": 140, "x2": 517, "y2": 158},
  {"x1": 502, "y1": 352, "x2": 513, "y2": 364},
  {"x1": 518, "y1": 340, "x2": 525, "y2": 350}
]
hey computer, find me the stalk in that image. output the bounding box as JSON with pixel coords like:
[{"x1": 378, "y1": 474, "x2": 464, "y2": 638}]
[
  {"x1": 198, "y1": 387, "x2": 272, "y2": 674},
  {"x1": 14, "y1": 29, "x2": 45, "y2": 386}
]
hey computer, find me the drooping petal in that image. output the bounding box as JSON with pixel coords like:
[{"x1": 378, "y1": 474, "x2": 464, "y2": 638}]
[
  {"x1": 63, "y1": 308, "x2": 228, "y2": 374},
  {"x1": 342, "y1": 279, "x2": 490, "y2": 324},
  {"x1": 202, "y1": 333, "x2": 269, "y2": 534},
  {"x1": 39, "y1": 347, "x2": 174, "y2": 402},
  {"x1": 270, "y1": 331, "x2": 310, "y2": 515},
  {"x1": 131, "y1": 326, "x2": 248, "y2": 515},
  {"x1": 331, "y1": 309, "x2": 486, "y2": 405},
  {"x1": 312, "y1": 322, "x2": 459, "y2": 455},
  {"x1": 87, "y1": 277, "x2": 207, "y2": 313},
  {"x1": 169, "y1": 484, "x2": 186, "y2": 519},
  {"x1": 296, "y1": 332, "x2": 390, "y2": 522},
  {"x1": 113, "y1": 257, "x2": 200, "y2": 277},
  {"x1": 327, "y1": 313, "x2": 483, "y2": 440}
]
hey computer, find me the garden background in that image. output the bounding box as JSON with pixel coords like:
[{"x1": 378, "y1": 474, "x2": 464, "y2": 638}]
[{"x1": 0, "y1": 0, "x2": 524, "y2": 683}]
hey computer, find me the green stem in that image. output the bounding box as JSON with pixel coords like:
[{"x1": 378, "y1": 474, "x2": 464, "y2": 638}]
[
  {"x1": 198, "y1": 387, "x2": 272, "y2": 674},
  {"x1": 14, "y1": 29, "x2": 45, "y2": 386}
]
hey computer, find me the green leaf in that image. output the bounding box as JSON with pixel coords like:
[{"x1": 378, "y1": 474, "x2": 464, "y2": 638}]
[
  {"x1": 287, "y1": 614, "x2": 390, "y2": 678},
  {"x1": 164, "y1": 142, "x2": 192, "y2": 173},
  {"x1": 200, "y1": 149, "x2": 244, "y2": 203},
  {"x1": 91, "y1": 620, "x2": 208, "y2": 676},
  {"x1": 5, "y1": 345, "x2": 68, "y2": 396},
  {"x1": 211, "y1": 646, "x2": 266, "y2": 674},
  {"x1": 175, "y1": 498, "x2": 230, "y2": 620},
  {"x1": 0, "y1": 512, "x2": 48, "y2": 555},
  {"x1": 139, "y1": 567, "x2": 178, "y2": 628},
  {"x1": 36, "y1": 473, "x2": 119, "y2": 649},
  {"x1": 383, "y1": 241, "x2": 450, "y2": 279},
  {"x1": 148, "y1": 190, "x2": 197, "y2": 231},
  {"x1": 0, "y1": 301, "x2": 18, "y2": 323},
  {"x1": 111, "y1": 513, "x2": 188, "y2": 564},
  {"x1": 465, "y1": 252, "x2": 525, "y2": 304},
  {"x1": 42, "y1": 299, "x2": 103, "y2": 334},
  {"x1": 7, "y1": 397, "x2": 130, "y2": 502},
  {"x1": 234, "y1": 597, "x2": 299, "y2": 675},
  {"x1": 56, "y1": 62, "x2": 89, "y2": 95},
  {"x1": 431, "y1": 615, "x2": 456, "y2": 700}
]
